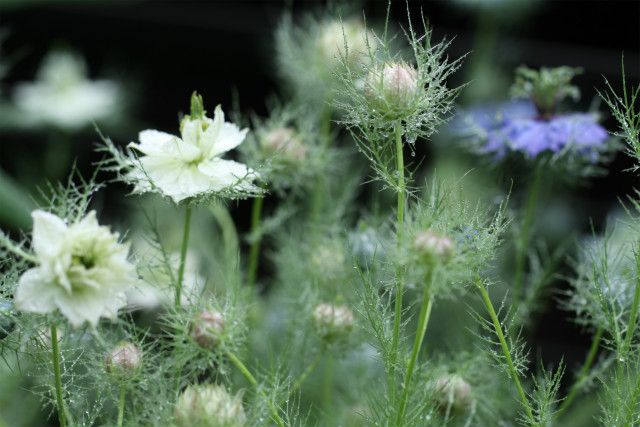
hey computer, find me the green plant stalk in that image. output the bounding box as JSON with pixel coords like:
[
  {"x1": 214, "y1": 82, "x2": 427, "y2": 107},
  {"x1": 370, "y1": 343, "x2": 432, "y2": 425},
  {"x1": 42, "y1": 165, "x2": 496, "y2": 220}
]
[
  {"x1": 621, "y1": 364, "x2": 640, "y2": 427},
  {"x1": 477, "y1": 283, "x2": 535, "y2": 423},
  {"x1": 175, "y1": 204, "x2": 193, "y2": 307},
  {"x1": 513, "y1": 164, "x2": 543, "y2": 311},
  {"x1": 50, "y1": 324, "x2": 67, "y2": 427},
  {"x1": 247, "y1": 196, "x2": 264, "y2": 287},
  {"x1": 323, "y1": 354, "x2": 334, "y2": 415},
  {"x1": 396, "y1": 269, "x2": 434, "y2": 426},
  {"x1": 117, "y1": 386, "x2": 126, "y2": 427},
  {"x1": 226, "y1": 351, "x2": 286, "y2": 427},
  {"x1": 622, "y1": 251, "x2": 640, "y2": 355},
  {"x1": 310, "y1": 104, "x2": 333, "y2": 219},
  {"x1": 389, "y1": 120, "x2": 406, "y2": 396},
  {"x1": 289, "y1": 352, "x2": 322, "y2": 396},
  {"x1": 556, "y1": 326, "x2": 603, "y2": 417}
]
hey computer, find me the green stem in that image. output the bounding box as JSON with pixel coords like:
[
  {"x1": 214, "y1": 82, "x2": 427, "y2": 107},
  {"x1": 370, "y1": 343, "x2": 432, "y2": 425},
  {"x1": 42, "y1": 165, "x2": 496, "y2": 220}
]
[
  {"x1": 622, "y1": 250, "x2": 640, "y2": 355},
  {"x1": 396, "y1": 269, "x2": 434, "y2": 426},
  {"x1": 556, "y1": 326, "x2": 603, "y2": 417},
  {"x1": 50, "y1": 324, "x2": 67, "y2": 427},
  {"x1": 323, "y1": 354, "x2": 334, "y2": 414},
  {"x1": 247, "y1": 196, "x2": 264, "y2": 287},
  {"x1": 477, "y1": 281, "x2": 535, "y2": 424},
  {"x1": 226, "y1": 351, "x2": 285, "y2": 427},
  {"x1": 390, "y1": 120, "x2": 406, "y2": 396},
  {"x1": 175, "y1": 204, "x2": 193, "y2": 307},
  {"x1": 117, "y1": 386, "x2": 125, "y2": 427},
  {"x1": 289, "y1": 353, "x2": 322, "y2": 396},
  {"x1": 622, "y1": 365, "x2": 640, "y2": 427},
  {"x1": 513, "y1": 164, "x2": 543, "y2": 312}
]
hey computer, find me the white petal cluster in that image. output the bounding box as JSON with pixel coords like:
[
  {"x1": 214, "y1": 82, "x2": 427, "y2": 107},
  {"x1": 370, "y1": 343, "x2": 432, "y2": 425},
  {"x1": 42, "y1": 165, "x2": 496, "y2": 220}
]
[
  {"x1": 312, "y1": 303, "x2": 354, "y2": 342},
  {"x1": 128, "y1": 106, "x2": 257, "y2": 203},
  {"x1": 13, "y1": 51, "x2": 119, "y2": 130},
  {"x1": 14, "y1": 210, "x2": 136, "y2": 327},
  {"x1": 174, "y1": 384, "x2": 246, "y2": 427}
]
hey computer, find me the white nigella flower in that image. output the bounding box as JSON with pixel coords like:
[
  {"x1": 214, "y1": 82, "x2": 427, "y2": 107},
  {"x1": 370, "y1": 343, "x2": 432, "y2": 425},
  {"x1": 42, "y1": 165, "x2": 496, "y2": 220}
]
[
  {"x1": 13, "y1": 50, "x2": 120, "y2": 130},
  {"x1": 127, "y1": 94, "x2": 258, "y2": 203},
  {"x1": 14, "y1": 210, "x2": 136, "y2": 327}
]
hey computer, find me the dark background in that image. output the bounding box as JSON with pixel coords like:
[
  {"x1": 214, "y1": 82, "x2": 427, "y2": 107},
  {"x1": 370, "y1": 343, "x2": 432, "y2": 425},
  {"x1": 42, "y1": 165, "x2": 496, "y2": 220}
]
[{"x1": 1, "y1": 0, "x2": 639, "y2": 394}]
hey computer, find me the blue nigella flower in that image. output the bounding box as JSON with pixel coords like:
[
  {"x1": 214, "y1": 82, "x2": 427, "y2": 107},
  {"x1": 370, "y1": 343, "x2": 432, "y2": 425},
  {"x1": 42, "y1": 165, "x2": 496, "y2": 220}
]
[{"x1": 454, "y1": 99, "x2": 608, "y2": 159}]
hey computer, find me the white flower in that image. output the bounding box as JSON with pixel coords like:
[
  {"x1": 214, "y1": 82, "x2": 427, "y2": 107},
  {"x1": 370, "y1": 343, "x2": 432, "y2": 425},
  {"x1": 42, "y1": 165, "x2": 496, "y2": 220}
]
[
  {"x1": 14, "y1": 210, "x2": 136, "y2": 327},
  {"x1": 127, "y1": 102, "x2": 258, "y2": 203},
  {"x1": 13, "y1": 51, "x2": 119, "y2": 130}
]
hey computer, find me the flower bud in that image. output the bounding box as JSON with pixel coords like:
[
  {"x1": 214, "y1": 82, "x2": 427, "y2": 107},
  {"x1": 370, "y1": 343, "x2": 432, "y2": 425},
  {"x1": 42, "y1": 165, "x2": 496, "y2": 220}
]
[
  {"x1": 312, "y1": 303, "x2": 354, "y2": 342},
  {"x1": 175, "y1": 384, "x2": 246, "y2": 427},
  {"x1": 317, "y1": 20, "x2": 376, "y2": 68},
  {"x1": 190, "y1": 310, "x2": 225, "y2": 349},
  {"x1": 261, "y1": 127, "x2": 307, "y2": 163},
  {"x1": 433, "y1": 374, "x2": 474, "y2": 413},
  {"x1": 413, "y1": 230, "x2": 455, "y2": 263},
  {"x1": 365, "y1": 62, "x2": 419, "y2": 112},
  {"x1": 105, "y1": 341, "x2": 142, "y2": 376}
]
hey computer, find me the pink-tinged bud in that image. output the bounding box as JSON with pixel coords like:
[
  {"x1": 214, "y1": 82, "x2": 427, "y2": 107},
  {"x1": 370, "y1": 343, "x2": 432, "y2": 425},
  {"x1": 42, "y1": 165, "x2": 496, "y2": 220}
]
[
  {"x1": 105, "y1": 341, "x2": 142, "y2": 376},
  {"x1": 261, "y1": 127, "x2": 307, "y2": 163},
  {"x1": 365, "y1": 62, "x2": 419, "y2": 112},
  {"x1": 175, "y1": 384, "x2": 246, "y2": 427},
  {"x1": 312, "y1": 303, "x2": 354, "y2": 342},
  {"x1": 413, "y1": 230, "x2": 455, "y2": 263},
  {"x1": 434, "y1": 374, "x2": 474, "y2": 413},
  {"x1": 190, "y1": 310, "x2": 225, "y2": 349}
]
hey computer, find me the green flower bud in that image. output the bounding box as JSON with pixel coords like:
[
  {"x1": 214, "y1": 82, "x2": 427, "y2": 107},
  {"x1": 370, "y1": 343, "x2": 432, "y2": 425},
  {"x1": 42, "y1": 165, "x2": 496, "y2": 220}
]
[
  {"x1": 433, "y1": 374, "x2": 474, "y2": 413},
  {"x1": 413, "y1": 230, "x2": 455, "y2": 263},
  {"x1": 261, "y1": 127, "x2": 307, "y2": 163},
  {"x1": 105, "y1": 341, "x2": 142, "y2": 377},
  {"x1": 312, "y1": 303, "x2": 354, "y2": 342},
  {"x1": 365, "y1": 62, "x2": 419, "y2": 113},
  {"x1": 190, "y1": 310, "x2": 225, "y2": 349},
  {"x1": 175, "y1": 384, "x2": 246, "y2": 427}
]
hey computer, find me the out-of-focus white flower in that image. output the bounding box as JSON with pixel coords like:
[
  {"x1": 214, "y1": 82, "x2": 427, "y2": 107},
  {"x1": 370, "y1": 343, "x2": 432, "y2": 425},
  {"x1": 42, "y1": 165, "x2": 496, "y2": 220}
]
[
  {"x1": 126, "y1": 249, "x2": 203, "y2": 309},
  {"x1": 127, "y1": 95, "x2": 258, "y2": 203},
  {"x1": 317, "y1": 19, "x2": 376, "y2": 68},
  {"x1": 14, "y1": 210, "x2": 136, "y2": 327},
  {"x1": 13, "y1": 51, "x2": 119, "y2": 130},
  {"x1": 174, "y1": 384, "x2": 246, "y2": 427}
]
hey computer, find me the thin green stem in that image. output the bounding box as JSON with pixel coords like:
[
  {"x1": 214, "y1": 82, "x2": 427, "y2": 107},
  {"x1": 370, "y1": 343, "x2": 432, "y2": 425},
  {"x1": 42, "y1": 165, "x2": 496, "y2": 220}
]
[
  {"x1": 50, "y1": 324, "x2": 67, "y2": 427},
  {"x1": 390, "y1": 120, "x2": 406, "y2": 396},
  {"x1": 622, "y1": 250, "x2": 640, "y2": 355},
  {"x1": 247, "y1": 196, "x2": 264, "y2": 287},
  {"x1": 477, "y1": 282, "x2": 535, "y2": 424},
  {"x1": 513, "y1": 164, "x2": 543, "y2": 311},
  {"x1": 556, "y1": 326, "x2": 603, "y2": 417},
  {"x1": 622, "y1": 367, "x2": 640, "y2": 427},
  {"x1": 117, "y1": 386, "x2": 125, "y2": 427},
  {"x1": 289, "y1": 353, "x2": 322, "y2": 396},
  {"x1": 323, "y1": 354, "x2": 334, "y2": 414},
  {"x1": 175, "y1": 204, "x2": 193, "y2": 307},
  {"x1": 226, "y1": 351, "x2": 285, "y2": 427},
  {"x1": 396, "y1": 269, "x2": 434, "y2": 426},
  {"x1": 310, "y1": 104, "x2": 333, "y2": 219}
]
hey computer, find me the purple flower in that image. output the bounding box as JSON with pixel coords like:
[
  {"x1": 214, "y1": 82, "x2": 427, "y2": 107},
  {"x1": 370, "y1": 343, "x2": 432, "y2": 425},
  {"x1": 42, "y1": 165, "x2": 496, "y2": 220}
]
[{"x1": 454, "y1": 100, "x2": 608, "y2": 159}]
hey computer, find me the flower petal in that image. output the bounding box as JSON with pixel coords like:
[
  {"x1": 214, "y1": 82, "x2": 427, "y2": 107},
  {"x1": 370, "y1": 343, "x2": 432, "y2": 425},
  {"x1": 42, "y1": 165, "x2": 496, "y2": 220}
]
[
  {"x1": 197, "y1": 158, "x2": 255, "y2": 190},
  {"x1": 209, "y1": 123, "x2": 248, "y2": 157},
  {"x1": 32, "y1": 210, "x2": 67, "y2": 259},
  {"x1": 14, "y1": 268, "x2": 60, "y2": 314}
]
